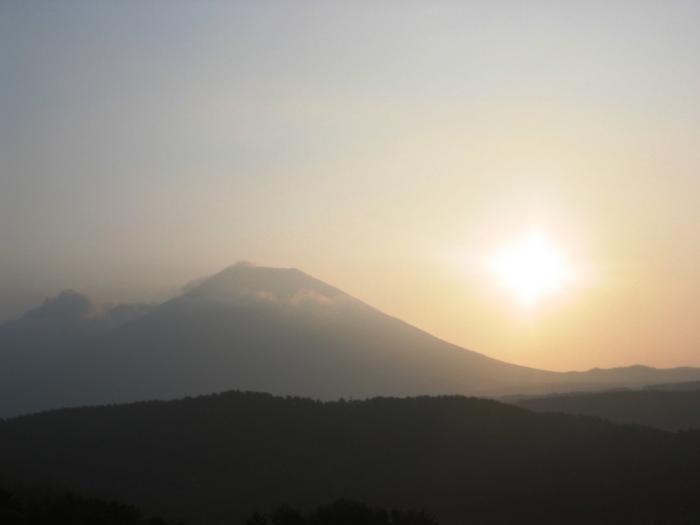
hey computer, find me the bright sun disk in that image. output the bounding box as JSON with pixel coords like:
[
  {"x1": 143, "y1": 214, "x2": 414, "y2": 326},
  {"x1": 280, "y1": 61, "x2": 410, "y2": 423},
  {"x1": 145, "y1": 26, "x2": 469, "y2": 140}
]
[{"x1": 488, "y1": 231, "x2": 573, "y2": 307}]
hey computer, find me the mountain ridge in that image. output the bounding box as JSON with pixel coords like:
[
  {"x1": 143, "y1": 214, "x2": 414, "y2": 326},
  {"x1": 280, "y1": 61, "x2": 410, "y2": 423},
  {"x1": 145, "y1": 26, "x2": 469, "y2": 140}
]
[
  {"x1": 515, "y1": 387, "x2": 700, "y2": 431},
  {"x1": 1, "y1": 390, "x2": 699, "y2": 524},
  {"x1": 2, "y1": 262, "x2": 700, "y2": 417}
]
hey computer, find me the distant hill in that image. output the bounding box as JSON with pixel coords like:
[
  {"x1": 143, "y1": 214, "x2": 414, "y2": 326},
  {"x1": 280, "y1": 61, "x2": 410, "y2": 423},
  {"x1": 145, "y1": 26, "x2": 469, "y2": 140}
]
[
  {"x1": 1, "y1": 391, "x2": 699, "y2": 524},
  {"x1": 516, "y1": 388, "x2": 700, "y2": 431},
  {"x1": 3, "y1": 263, "x2": 700, "y2": 417},
  {"x1": 643, "y1": 380, "x2": 700, "y2": 392}
]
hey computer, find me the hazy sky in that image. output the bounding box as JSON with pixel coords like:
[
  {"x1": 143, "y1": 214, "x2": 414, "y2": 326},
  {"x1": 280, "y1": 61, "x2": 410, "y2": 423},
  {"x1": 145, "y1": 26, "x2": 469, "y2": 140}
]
[{"x1": 3, "y1": 1, "x2": 700, "y2": 371}]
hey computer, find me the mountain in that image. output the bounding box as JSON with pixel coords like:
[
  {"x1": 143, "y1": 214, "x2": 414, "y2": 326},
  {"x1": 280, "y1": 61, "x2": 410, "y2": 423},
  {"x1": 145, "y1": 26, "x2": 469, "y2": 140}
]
[
  {"x1": 0, "y1": 291, "x2": 154, "y2": 417},
  {"x1": 1, "y1": 391, "x2": 699, "y2": 524},
  {"x1": 2, "y1": 262, "x2": 700, "y2": 417},
  {"x1": 515, "y1": 388, "x2": 700, "y2": 431}
]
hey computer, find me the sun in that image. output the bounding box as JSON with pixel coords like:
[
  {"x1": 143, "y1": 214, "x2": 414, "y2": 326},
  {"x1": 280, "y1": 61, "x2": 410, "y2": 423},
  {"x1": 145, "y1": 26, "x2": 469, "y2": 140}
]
[{"x1": 488, "y1": 231, "x2": 573, "y2": 307}]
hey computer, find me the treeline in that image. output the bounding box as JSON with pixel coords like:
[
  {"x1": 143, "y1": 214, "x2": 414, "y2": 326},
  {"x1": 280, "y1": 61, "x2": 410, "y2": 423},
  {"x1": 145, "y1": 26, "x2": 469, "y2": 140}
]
[
  {"x1": 0, "y1": 484, "x2": 179, "y2": 525},
  {"x1": 2, "y1": 392, "x2": 700, "y2": 524},
  {"x1": 245, "y1": 500, "x2": 438, "y2": 525},
  {"x1": 0, "y1": 485, "x2": 435, "y2": 525}
]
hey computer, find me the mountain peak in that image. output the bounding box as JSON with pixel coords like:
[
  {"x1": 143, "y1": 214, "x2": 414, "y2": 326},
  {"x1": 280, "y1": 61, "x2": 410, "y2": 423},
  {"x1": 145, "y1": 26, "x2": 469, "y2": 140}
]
[{"x1": 184, "y1": 262, "x2": 345, "y2": 304}]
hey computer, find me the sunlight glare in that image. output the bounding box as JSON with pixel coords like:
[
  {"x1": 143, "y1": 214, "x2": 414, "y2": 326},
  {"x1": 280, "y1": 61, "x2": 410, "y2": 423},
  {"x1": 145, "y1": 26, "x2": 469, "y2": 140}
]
[{"x1": 488, "y1": 231, "x2": 573, "y2": 307}]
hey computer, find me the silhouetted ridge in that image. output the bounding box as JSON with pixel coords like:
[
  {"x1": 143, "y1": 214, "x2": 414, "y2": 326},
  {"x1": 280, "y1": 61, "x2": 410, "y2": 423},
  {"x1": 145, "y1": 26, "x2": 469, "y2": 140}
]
[
  {"x1": 645, "y1": 380, "x2": 700, "y2": 392},
  {"x1": 516, "y1": 388, "x2": 700, "y2": 431},
  {"x1": 3, "y1": 263, "x2": 700, "y2": 418},
  {"x1": 1, "y1": 391, "x2": 700, "y2": 524}
]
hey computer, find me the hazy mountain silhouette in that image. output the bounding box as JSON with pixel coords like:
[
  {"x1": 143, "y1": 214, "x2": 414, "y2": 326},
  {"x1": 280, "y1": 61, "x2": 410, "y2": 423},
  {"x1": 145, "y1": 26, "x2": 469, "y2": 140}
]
[
  {"x1": 643, "y1": 380, "x2": 700, "y2": 392},
  {"x1": 2, "y1": 262, "x2": 700, "y2": 417},
  {"x1": 0, "y1": 291, "x2": 154, "y2": 417},
  {"x1": 516, "y1": 388, "x2": 700, "y2": 431},
  {"x1": 1, "y1": 391, "x2": 699, "y2": 524}
]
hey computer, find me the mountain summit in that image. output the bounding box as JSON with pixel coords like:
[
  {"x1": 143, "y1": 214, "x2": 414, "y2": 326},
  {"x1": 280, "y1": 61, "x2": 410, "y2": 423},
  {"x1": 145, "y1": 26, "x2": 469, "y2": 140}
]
[
  {"x1": 2, "y1": 263, "x2": 700, "y2": 417},
  {"x1": 185, "y1": 262, "x2": 344, "y2": 303}
]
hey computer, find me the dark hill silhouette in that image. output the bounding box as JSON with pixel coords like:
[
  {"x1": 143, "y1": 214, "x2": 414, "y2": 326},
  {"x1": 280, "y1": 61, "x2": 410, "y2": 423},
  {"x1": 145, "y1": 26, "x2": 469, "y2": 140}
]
[
  {"x1": 516, "y1": 388, "x2": 700, "y2": 431},
  {"x1": 2, "y1": 263, "x2": 700, "y2": 417},
  {"x1": 1, "y1": 391, "x2": 699, "y2": 524}
]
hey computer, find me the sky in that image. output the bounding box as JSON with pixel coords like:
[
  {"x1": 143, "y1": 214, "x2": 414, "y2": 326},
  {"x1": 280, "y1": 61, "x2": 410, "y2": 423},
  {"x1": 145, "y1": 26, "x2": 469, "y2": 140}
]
[{"x1": 2, "y1": 1, "x2": 700, "y2": 371}]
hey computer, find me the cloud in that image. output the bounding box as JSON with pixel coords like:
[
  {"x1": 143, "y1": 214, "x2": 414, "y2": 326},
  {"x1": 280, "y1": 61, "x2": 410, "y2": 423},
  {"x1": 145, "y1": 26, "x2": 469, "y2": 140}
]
[
  {"x1": 288, "y1": 289, "x2": 334, "y2": 306},
  {"x1": 24, "y1": 290, "x2": 95, "y2": 322},
  {"x1": 253, "y1": 287, "x2": 351, "y2": 308}
]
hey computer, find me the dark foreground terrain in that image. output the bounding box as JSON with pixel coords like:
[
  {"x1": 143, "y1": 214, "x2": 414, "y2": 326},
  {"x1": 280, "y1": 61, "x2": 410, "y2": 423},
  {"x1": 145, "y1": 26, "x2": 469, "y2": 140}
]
[
  {"x1": 0, "y1": 484, "x2": 179, "y2": 525},
  {"x1": 1, "y1": 391, "x2": 700, "y2": 524},
  {"x1": 0, "y1": 484, "x2": 434, "y2": 525}
]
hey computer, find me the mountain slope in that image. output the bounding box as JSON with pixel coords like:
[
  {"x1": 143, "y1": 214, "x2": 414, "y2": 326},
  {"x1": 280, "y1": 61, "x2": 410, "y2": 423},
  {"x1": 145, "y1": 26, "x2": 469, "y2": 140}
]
[
  {"x1": 2, "y1": 262, "x2": 700, "y2": 417},
  {"x1": 0, "y1": 291, "x2": 153, "y2": 417},
  {"x1": 1, "y1": 392, "x2": 699, "y2": 524}
]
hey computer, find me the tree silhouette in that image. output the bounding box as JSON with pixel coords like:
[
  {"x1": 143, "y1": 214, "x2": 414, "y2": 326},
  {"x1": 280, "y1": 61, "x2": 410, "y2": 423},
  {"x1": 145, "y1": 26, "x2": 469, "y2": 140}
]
[{"x1": 246, "y1": 500, "x2": 439, "y2": 525}]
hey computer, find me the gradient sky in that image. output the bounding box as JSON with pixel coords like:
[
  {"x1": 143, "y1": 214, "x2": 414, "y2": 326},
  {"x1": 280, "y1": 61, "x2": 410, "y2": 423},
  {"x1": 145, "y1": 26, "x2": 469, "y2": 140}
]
[{"x1": 2, "y1": 1, "x2": 700, "y2": 371}]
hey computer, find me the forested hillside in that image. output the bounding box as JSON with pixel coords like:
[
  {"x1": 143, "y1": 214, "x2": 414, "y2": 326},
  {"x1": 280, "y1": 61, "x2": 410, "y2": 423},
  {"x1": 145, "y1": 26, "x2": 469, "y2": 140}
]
[{"x1": 1, "y1": 392, "x2": 699, "y2": 524}]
